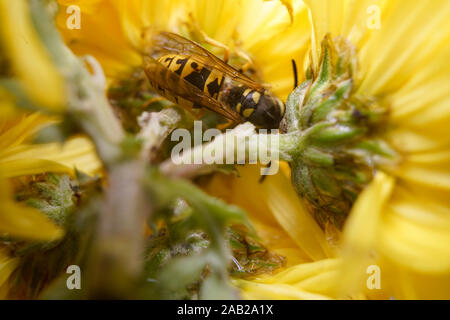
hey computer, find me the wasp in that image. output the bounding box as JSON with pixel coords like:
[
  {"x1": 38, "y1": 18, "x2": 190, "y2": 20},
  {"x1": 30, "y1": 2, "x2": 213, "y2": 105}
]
[{"x1": 143, "y1": 32, "x2": 285, "y2": 129}]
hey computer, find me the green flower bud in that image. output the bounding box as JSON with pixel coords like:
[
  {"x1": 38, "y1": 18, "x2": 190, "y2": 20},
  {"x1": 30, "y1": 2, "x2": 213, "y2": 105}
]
[{"x1": 280, "y1": 35, "x2": 398, "y2": 233}]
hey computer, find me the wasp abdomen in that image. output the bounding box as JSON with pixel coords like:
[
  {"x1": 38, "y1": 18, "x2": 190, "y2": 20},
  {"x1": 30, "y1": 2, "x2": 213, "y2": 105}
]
[{"x1": 157, "y1": 54, "x2": 225, "y2": 100}]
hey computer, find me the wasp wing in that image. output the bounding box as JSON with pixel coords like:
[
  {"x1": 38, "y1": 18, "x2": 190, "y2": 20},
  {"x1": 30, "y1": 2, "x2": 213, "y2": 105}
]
[
  {"x1": 144, "y1": 56, "x2": 242, "y2": 122},
  {"x1": 151, "y1": 32, "x2": 265, "y2": 91}
]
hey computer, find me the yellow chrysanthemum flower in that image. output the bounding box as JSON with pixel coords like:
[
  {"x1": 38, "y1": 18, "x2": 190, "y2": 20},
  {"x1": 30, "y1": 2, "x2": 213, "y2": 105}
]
[
  {"x1": 54, "y1": 0, "x2": 450, "y2": 300},
  {"x1": 0, "y1": 0, "x2": 65, "y2": 112},
  {"x1": 0, "y1": 114, "x2": 103, "y2": 298},
  {"x1": 0, "y1": 0, "x2": 102, "y2": 239},
  {"x1": 0, "y1": 113, "x2": 103, "y2": 296},
  {"x1": 56, "y1": 0, "x2": 309, "y2": 100},
  {"x1": 303, "y1": 0, "x2": 450, "y2": 299},
  {"x1": 0, "y1": 0, "x2": 103, "y2": 297},
  {"x1": 0, "y1": 113, "x2": 101, "y2": 179},
  {"x1": 236, "y1": 0, "x2": 450, "y2": 299},
  {"x1": 55, "y1": 0, "x2": 334, "y2": 298}
]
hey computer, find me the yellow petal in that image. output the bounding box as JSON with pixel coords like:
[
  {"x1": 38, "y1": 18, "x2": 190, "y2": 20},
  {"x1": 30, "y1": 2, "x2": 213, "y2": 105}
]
[
  {"x1": 252, "y1": 258, "x2": 339, "y2": 285},
  {"x1": 0, "y1": 113, "x2": 56, "y2": 151},
  {"x1": 56, "y1": 0, "x2": 142, "y2": 79},
  {"x1": 358, "y1": 0, "x2": 450, "y2": 96},
  {"x1": 0, "y1": 0, "x2": 65, "y2": 111},
  {"x1": 0, "y1": 178, "x2": 64, "y2": 241},
  {"x1": 304, "y1": 0, "x2": 385, "y2": 70},
  {"x1": 206, "y1": 165, "x2": 333, "y2": 261},
  {"x1": 58, "y1": 0, "x2": 104, "y2": 14},
  {"x1": 0, "y1": 88, "x2": 18, "y2": 119},
  {"x1": 379, "y1": 186, "x2": 450, "y2": 274},
  {"x1": 241, "y1": 1, "x2": 310, "y2": 99},
  {"x1": 258, "y1": 167, "x2": 333, "y2": 260},
  {"x1": 389, "y1": 45, "x2": 450, "y2": 126},
  {"x1": 385, "y1": 129, "x2": 449, "y2": 154},
  {"x1": 0, "y1": 159, "x2": 72, "y2": 178},
  {"x1": 235, "y1": 279, "x2": 332, "y2": 300},
  {"x1": 392, "y1": 164, "x2": 450, "y2": 191},
  {"x1": 381, "y1": 264, "x2": 450, "y2": 300},
  {"x1": 0, "y1": 137, "x2": 101, "y2": 177},
  {"x1": 203, "y1": 168, "x2": 312, "y2": 265},
  {"x1": 338, "y1": 171, "x2": 395, "y2": 297}
]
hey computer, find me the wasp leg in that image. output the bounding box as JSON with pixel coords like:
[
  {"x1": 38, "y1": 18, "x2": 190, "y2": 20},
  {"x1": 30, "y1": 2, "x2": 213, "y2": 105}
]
[
  {"x1": 216, "y1": 119, "x2": 234, "y2": 130},
  {"x1": 239, "y1": 61, "x2": 253, "y2": 73},
  {"x1": 192, "y1": 108, "x2": 206, "y2": 119},
  {"x1": 186, "y1": 13, "x2": 230, "y2": 63},
  {"x1": 200, "y1": 30, "x2": 230, "y2": 63},
  {"x1": 235, "y1": 49, "x2": 254, "y2": 73},
  {"x1": 142, "y1": 96, "x2": 167, "y2": 108},
  {"x1": 235, "y1": 49, "x2": 267, "y2": 84}
]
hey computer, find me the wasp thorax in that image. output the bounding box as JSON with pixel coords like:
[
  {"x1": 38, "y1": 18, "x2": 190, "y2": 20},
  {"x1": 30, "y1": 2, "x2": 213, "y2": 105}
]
[{"x1": 228, "y1": 86, "x2": 285, "y2": 129}]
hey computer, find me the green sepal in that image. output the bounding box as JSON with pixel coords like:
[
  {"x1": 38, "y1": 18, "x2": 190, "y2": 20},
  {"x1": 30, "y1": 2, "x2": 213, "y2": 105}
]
[
  {"x1": 310, "y1": 124, "x2": 366, "y2": 144},
  {"x1": 302, "y1": 147, "x2": 334, "y2": 166}
]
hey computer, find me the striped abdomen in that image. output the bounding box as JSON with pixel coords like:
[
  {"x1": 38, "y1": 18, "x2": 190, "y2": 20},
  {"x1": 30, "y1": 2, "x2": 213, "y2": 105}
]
[{"x1": 157, "y1": 54, "x2": 225, "y2": 107}]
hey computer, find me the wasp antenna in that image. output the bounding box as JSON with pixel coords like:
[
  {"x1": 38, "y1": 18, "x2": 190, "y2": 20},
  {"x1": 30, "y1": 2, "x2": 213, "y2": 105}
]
[{"x1": 291, "y1": 59, "x2": 298, "y2": 89}]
